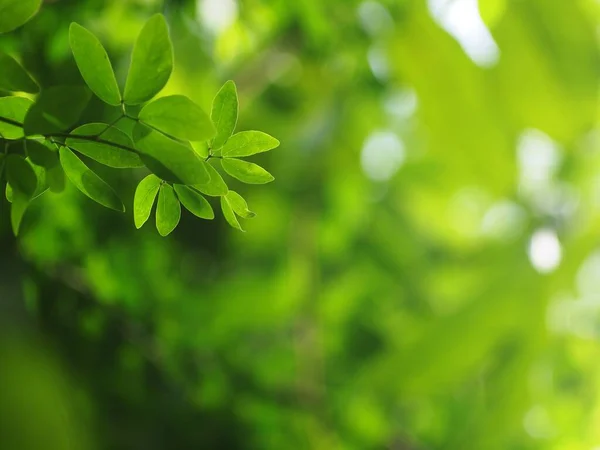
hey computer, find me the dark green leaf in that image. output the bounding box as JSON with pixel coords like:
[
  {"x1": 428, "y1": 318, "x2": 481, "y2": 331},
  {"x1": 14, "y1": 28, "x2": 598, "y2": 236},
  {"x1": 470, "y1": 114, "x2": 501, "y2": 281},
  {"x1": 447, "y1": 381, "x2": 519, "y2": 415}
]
[
  {"x1": 225, "y1": 190, "x2": 256, "y2": 219},
  {"x1": 174, "y1": 185, "x2": 214, "y2": 220},
  {"x1": 210, "y1": 80, "x2": 238, "y2": 150},
  {"x1": 0, "y1": 0, "x2": 42, "y2": 33},
  {"x1": 5, "y1": 154, "x2": 37, "y2": 198},
  {"x1": 132, "y1": 123, "x2": 209, "y2": 185},
  {"x1": 59, "y1": 146, "x2": 125, "y2": 211},
  {"x1": 10, "y1": 192, "x2": 29, "y2": 235},
  {"x1": 139, "y1": 95, "x2": 215, "y2": 141},
  {"x1": 123, "y1": 14, "x2": 173, "y2": 105},
  {"x1": 222, "y1": 131, "x2": 279, "y2": 158},
  {"x1": 156, "y1": 184, "x2": 180, "y2": 236},
  {"x1": 221, "y1": 158, "x2": 274, "y2": 184},
  {"x1": 66, "y1": 123, "x2": 143, "y2": 168},
  {"x1": 0, "y1": 96, "x2": 32, "y2": 139},
  {"x1": 0, "y1": 51, "x2": 38, "y2": 93},
  {"x1": 26, "y1": 140, "x2": 57, "y2": 168},
  {"x1": 69, "y1": 22, "x2": 121, "y2": 106},
  {"x1": 194, "y1": 162, "x2": 228, "y2": 197},
  {"x1": 220, "y1": 195, "x2": 243, "y2": 232},
  {"x1": 23, "y1": 86, "x2": 91, "y2": 135},
  {"x1": 133, "y1": 174, "x2": 161, "y2": 229},
  {"x1": 46, "y1": 162, "x2": 66, "y2": 193}
]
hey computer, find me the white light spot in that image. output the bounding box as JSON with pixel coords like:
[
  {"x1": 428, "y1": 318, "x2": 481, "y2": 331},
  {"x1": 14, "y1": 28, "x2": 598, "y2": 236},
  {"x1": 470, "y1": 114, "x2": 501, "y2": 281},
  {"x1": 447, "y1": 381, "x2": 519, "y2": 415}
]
[
  {"x1": 361, "y1": 131, "x2": 405, "y2": 182},
  {"x1": 576, "y1": 251, "x2": 600, "y2": 299},
  {"x1": 367, "y1": 46, "x2": 389, "y2": 80},
  {"x1": 523, "y1": 405, "x2": 555, "y2": 439},
  {"x1": 197, "y1": 0, "x2": 238, "y2": 35},
  {"x1": 384, "y1": 88, "x2": 418, "y2": 120},
  {"x1": 528, "y1": 228, "x2": 562, "y2": 274},
  {"x1": 427, "y1": 0, "x2": 499, "y2": 67},
  {"x1": 517, "y1": 130, "x2": 562, "y2": 190},
  {"x1": 357, "y1": 1, "x2": 394, "y2": 37}
]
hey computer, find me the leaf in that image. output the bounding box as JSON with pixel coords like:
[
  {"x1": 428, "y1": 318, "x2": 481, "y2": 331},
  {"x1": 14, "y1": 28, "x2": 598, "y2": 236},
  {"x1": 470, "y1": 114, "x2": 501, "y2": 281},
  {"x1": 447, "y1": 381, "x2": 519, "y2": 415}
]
[
  {"x1": 26, "y1": 140, "x2": 57, "y2": 168},
  {"x1": 66, "y1": 123, "x2": 143, "y2": 168},
  {"x1": 0, "y1": 0, "x2": 42, "y2": 33},
  {"x1": 59, "y1": 146, "x2": 125, "y2": 211},
  {"x1": 5, "y1": 154, "x2": 37, "y2": 198},
  {"x1": 221, "y1": 158, "x2": 274, "y2": 184},
  {"x1": 123, "y1": 14, "x2": 173, "y2": 105},
  {"x1": 132, "y1": 123, "x2": 209, "y2": 185},
  {"x1": 133, "y1": 174, "x2": 161, "y2": 229},
  {"x1": 220, "y1": 196, "x2": 244, "y2": 232},
  {"x1": 221, "y1": 131, "x2": 280, "y2": 157},
  {"x1": 69, "y1": 22, "x2": 121, "y2": 106},
  {"x1": 210, "y1": 80, "x2": 238, "y2": 150},
  {"x1": 46, "y1": 162, "x2": 66, "y2": 193},
  {"x1": 139, "y1": 95, "x2": 215, "y2": 141},
  {"x1": 225, "y1": 190, "x2": 256, "y2": 219},
  {"x1": 156, "y1": 184, "x2": 180, "y2": 236},
  {"x1": 194, "y1": 162, "x2": 228, "y2": 197},
  {"x1": 10, "y1": 192, "x2": 29, "y2": 235},
  {"x1": 0, "y1": 96, "x2": 33, "y2": 139},
  {"x1": 174, "y1": 185, "x2": 214, "y2": 220},
  {"x1": 23, "y1": 85, "x2": 91, "y2": 135},
  {"x1": 0, "y1": 51, "x2": 38, "y2": 93}
]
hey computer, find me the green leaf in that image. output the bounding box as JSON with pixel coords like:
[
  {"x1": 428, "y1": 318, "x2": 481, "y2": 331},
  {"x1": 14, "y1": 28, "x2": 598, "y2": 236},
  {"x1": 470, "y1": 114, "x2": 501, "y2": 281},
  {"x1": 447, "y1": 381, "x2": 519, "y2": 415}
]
[
  {"x1": 66, "y1": 123, "x2": 143, "y2": 168},
  {"x1": 222, "y1": 131, "x2": 280, "y2": 157},
  {"x1": 69, "y1": 22, "x2": 121, "y2": 106},
  {"x1": 174, "y1": 185, "x2": 214, "y2": 220},
  {"x1": 26, "y1": 140, "x2": 57, "y2": 168},
  {"x1": 221, "y1": 158, "x2": 274, "y2": 184},
  {"x1": 210, "y1": 80, "x2": 238, "y2": 150},
  {"x1": 0, "y1": 51, "x2": 38, "y2": 93},
  {"x1": 59, "y1": 146, "x2": 125, "y2": 211},
  {"x1": 132, "y1": 123, "x2": 209, "y2": 185},
  {"x1": 123, "y1": 14, "x2": 173, "y2": 105},
  {"x1": 5, "y1": 154, "x2": 37, "y2": 198},
  {"x1": 194, "y1": 162, "x2": 228, "y2": 197},
  {"x1": 46, "y1": 162, "x2": 66, "y2": 193},
  {"x1": 220, "y1": 196, "x2": 244, "y2": 232},
  {"x1": 0, "y1": 0, "x2": 42, "y2": 33},
  {"x1": 133, "y1": 174, "x2": 161, "y2": 229},
  {"x1": 139, "y1": 95, "x2": 215, "y2": 141},
  {"x1": 24, "y1": 86, "x2": 91, "y2": 135},
  {"x1": 156, "y1": 184, "x2": 180, "y2": 236},
  {"x1": 10, "y1": 192, "x2": 29, "y2": 235},
  {"x1": 0, "y1": 96, "x2": 33, "y2": 139},
  {"x1": 225, "y1": 190, "x2": 256, "y2": 219}
]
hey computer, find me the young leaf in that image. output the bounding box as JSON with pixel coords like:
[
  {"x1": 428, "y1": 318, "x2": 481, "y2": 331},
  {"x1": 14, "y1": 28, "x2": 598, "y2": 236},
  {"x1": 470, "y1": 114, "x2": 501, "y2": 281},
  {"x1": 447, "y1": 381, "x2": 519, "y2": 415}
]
[
  {"x1": 221, "y1": 131, "x2": 280, "y2": 158},
  {"x1": 139, "y1": 95, "x2": 215, "y2": 141},
  {"x1": 24, "y1": 86, "x2": 91, "y2": 135},
  {"x1": 26, "y1": 140, "x2": 57, "y2": 168},
  {"x1": 210, "y1": 80, "x2": 238, "y2": 150},
  {"x1": 156, "y1": 184, "x2": 180, "y2": 236},
  {"x1": 0, "y1": 0, "x2": 42, "y2": 33},
  {"x1": 133, "y1": 174, "x2": 161, "y2": 229},
  {"x1": 194, "y1": 162, "x2": 228, "y2": 197},
  {"x1": 132, "y1": 123, "x2": 209, "y2": 185},
  {"x1": 220, "y1": 196, "x2": 244, "y2": 232},
  {"x1": 225, "y1": 190, "x2": 256, "y2": 219},
  {"x1": 174, "y1": 185, "x2": 214, "y2": 219},
  {"x1": 66, "y1": 123, "x2": 143, "y2": 168},
  {"x1": 123, "y1": 14, "x2": 173, "y2": 105},
  {"x1": 0, "y1": 51, "x2": 39, "y2": 93},
  {"x1": 69, "y1": 23, "x2": 121, "y2": 106},
  {"x1": 5, "y1": 154, "x2": 37, "y2": 198},
  {"x1": 221, "y1": 158, "x2": 274, "y2": 184},
  {"x1": 59, "y1": 147, "x2": 125, "y2": 211},
  {"x1": 0, "y1": 96, "x2": 33, "y2": 139}
]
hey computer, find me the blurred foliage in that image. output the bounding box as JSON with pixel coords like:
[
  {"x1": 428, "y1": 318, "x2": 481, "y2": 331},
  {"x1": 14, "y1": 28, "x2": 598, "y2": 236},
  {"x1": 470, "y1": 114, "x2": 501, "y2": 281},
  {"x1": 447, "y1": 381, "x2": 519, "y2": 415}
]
[{"x1": 1, "y1": 0, "x2": 600, "y2": 449}]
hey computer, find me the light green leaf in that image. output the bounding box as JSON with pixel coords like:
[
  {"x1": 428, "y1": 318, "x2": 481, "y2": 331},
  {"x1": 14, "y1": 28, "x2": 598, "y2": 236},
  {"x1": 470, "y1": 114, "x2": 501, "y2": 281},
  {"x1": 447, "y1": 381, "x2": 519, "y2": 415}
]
[
  {"x1": 132, "y1": 123, "x2": 209, "y2": 185},
  {"x1": 59, "y1": 146, "x2": 125, "y2": 211},
  {"x1": 0, "y1": 51, "x2": 38, "y2": 93},
  {"x1": 5, "y1": 154, "x2": 37, "y2": 198},
  {"x1": 221, "y1": 158, "x2": 274, "y2": 184},
  {"x1": 220, "y1": 196, "x2": 244, "y2": 232},
  {"x1": 156, "y1": 184, "x2": 180, "y2": 236},
  {"x1": 210, "y1": 80, "x2": 238, "y2": 150},
  {"x1": 0, "y1": 96, "x2": 33, "y2": 139},
  {"x1": 139, "y1": 95, "x2": 215, "y2": 141},
  {"x1": 194, "y1": 162, "x2": 228, "y2": 197},
  {"x1": 24, "y1": 85, "x2": 91, "y2": 135},
  {"x1": 66, "y1": 123, "x2": 143, "y2": 168},
  {"x1": 26, "y1": 140, "x2": 57, "y2": 168},
  {"x1": 133, "y1": 174, "x2": 161, "y2": 229},
  {"x1": 174, "y1": 185, "x2": 214, "y2": 220},
  {"x1": 123, "y1": 14, "x2": 173, "y2": 105},
  {"x1": 225, "y1": 190, "x2": 255, "y2": 219},
  {"x1": 0, "y1": 0, "x2": 42, "y2": 33},
  {"x1": 222, "y1": 131, "x2": 279, "y2": 157},
  {"x1": 69, "y1": 22, "x2": 121, "y2": 106}
]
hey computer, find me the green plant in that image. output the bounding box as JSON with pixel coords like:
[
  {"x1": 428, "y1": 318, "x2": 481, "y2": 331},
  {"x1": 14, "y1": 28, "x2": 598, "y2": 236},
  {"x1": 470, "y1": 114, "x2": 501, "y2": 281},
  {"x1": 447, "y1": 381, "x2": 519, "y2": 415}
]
[{"x1": 0, "y1": 2, "x2": 279, "y2": 236}]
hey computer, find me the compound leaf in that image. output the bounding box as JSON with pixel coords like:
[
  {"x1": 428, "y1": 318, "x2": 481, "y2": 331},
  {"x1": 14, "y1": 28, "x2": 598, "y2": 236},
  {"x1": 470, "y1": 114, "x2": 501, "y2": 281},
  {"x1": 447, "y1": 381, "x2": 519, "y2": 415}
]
[
  {"x1": 156, "y1": 183, "x2": 180, "y2": 236},
  {"x1": 222, "y1": 131, "x2": 279, "y2": 158},
  {"x1": 174, "y1": 184, "x2": 214, "y2": 219},
  {"x1": 133, "y1": 174, "x2": 161, "y2": 229},
  {"x1": 210, "y1": 80, "x2": 238, "y2": 150},
  {"x1": 221, "y1": 158, "x2": 274, "y2": 184}
]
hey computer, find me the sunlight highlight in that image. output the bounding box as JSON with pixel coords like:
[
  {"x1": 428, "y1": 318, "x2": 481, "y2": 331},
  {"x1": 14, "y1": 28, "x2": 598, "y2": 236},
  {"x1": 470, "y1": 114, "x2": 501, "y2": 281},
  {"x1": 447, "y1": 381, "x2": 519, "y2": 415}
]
[{"x1": 528, "y1": 228, "x2": 562, "y2": 274}]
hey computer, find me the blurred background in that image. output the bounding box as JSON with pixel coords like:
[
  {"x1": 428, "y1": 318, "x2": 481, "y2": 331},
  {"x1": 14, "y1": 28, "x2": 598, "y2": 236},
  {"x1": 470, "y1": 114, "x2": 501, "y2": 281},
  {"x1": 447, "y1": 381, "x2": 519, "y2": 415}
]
[{"x1": 1, "y1": 0, "x2": 600, "y2": 448}]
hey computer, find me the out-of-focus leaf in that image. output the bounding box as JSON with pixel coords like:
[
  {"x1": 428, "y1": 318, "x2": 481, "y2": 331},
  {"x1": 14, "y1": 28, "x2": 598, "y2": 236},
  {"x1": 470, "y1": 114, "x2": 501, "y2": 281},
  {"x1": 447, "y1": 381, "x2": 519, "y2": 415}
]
[
  {"x1": 210, "y1": 80, "x2": 238, "y2": 150},
  {"x1": 0, "y1": 96, "x2": 32, "y2": 139},
  {"x1": 221, "y1": 131, "x2": 279, "y2": 158},
  {"x1": 0, "y1": 0, "x2": 42, "y2": 33},
  {"x1": 156, "y1": 183, "x2": 180, "y2": 236},
  {"x1": 221, "y1": 158, "x2": 274, "y2": 184},
  {"x1": 174, "y1": 184, "x2": 214, "y2": 220},
  {"x1": 5, "y1": 153, "x2": 37, "y2": 198},
  {"x1": 0, "y1": 51, "x2": 38, "y2": 93},
  {"x1": 26, "y1": 140, "x2": 57, "y2": 168},
  {"x1": 133, "y1": 174, "x2": 161, "y2": 229}
]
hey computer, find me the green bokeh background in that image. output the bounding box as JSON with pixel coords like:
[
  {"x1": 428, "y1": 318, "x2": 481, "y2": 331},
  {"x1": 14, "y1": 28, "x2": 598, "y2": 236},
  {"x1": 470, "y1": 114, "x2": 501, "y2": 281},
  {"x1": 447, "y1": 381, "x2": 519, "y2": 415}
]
[{"x1": 1, "y1": 0, "x2": 600, "y2": 448}]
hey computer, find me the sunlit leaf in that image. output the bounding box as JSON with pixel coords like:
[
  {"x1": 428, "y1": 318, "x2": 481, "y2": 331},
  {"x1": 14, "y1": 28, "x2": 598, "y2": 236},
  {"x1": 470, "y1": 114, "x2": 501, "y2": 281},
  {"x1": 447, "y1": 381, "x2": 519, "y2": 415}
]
[
  {"x1": 0, "y1": 51, "x2": 38, "y2": 93},
  {"x1": 0, "y1": 0, "x2": 42, "y2": 33},
  {"x1": 225, "y1": 190, "x2": 255, "y2": 219},
  {"x1": 210, "y1": 80, "x2": 238, "y2": 150},
  {"x1": 221, "y1": 131, "x2": 280, "y2": 158},
  {"x1": 220, "y1": 195, "x2": 243, "y2": 232},
  {"x1": 156, "y1": 183, "x2": 180, "y2": 236},
  {"x1": 221, "y1": 158, "x2": 274, "y2": 184},
  {"x1": 133, "y1": 174, "x2": 161, "y2": 229},
  {"x1": 194, "y1": 162, "x2": 228, "y2": 197},
  {"x1": 174, "y1": 184, "x2": 214, "y2": 220},
  {"x1": 0, "y1": 96, "x2": 32, "y2": 139}
]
